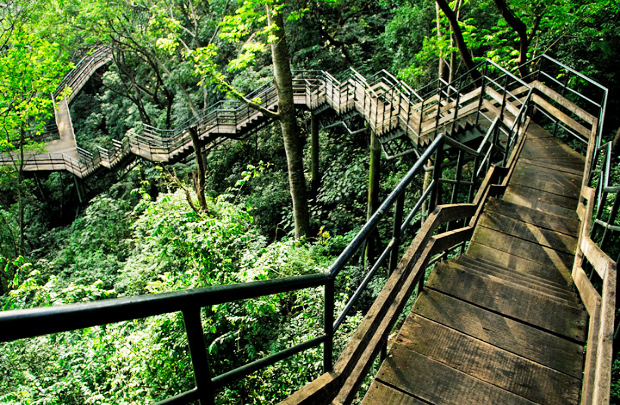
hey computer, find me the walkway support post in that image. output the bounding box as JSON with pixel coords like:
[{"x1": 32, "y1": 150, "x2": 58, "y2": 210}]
[
  {"x1": 311, "y1": 114, "x2": 320, "y2": 194},
  {"x1": 366, "y1": 129, "x2": 381, "y2": 264}
]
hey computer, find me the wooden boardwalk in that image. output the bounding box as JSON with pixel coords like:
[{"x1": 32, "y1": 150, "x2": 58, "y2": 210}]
[{"x1": 363, "y1": 121, "x2": 588, "y2": 404}]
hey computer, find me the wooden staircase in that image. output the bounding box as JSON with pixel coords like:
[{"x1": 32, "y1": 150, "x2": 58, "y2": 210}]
[{"x1": 362, "y1": 119, "x2": 589, "y2": 404}]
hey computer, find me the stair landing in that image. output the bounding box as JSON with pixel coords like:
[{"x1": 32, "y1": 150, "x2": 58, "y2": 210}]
[{"x1": 362, "y1": 122, "x2": 587, "y2": 404}]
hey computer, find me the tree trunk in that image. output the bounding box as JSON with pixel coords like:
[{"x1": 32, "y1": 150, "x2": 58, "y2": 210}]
[
  {"x1": 436, "y1": 0, "x2": 481, "y2": 82},
  {"x1": 492, "y1": 0, "x2": 529, "y2": 77},
  {"x1": 613, "y1": 127, "x2": 620, "y2": 156},
  {"x1": 436, "y1": 3, "x2": 449, "y2": 82},
  {"x1": 267, "y1": 1, "x2": 310, "y2": 238},
  {"x1": 188, "y1": 126, "x2": 208, "y2": 211},
  {"x1": 449, "y1": 0, "x2": 464, "y2": 83},
  {"x1": 18, "y1": 128, "x2": 25, "y2": 256}
]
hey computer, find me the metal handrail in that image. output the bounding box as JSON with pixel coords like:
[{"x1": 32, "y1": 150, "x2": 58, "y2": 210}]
[{"x1": 0, "y1": 103, "x2": 521, "y2": 401}]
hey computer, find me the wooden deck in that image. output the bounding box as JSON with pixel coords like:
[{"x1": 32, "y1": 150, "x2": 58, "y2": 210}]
[{"x1": 363, "y1": 121, "x2": 588, "y2": 404}]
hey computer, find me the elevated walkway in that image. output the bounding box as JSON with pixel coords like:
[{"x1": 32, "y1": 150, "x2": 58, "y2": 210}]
[
  {"x1": 0, "y1": 54, "x2": 615, "y2": 405},
  {"x1": 0, "y1": 47, "x2": 523, "y2": 178},
  {"x1": 364, "y1": 121, "x2": 588, "y2": 404}
]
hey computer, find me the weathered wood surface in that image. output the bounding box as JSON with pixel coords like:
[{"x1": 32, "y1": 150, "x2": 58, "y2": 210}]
[{"x1": 362, "y1": 120, "x2": 587, "y2": 404}]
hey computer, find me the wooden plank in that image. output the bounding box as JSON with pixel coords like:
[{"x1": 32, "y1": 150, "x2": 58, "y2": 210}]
[
  {"x1": 362, "y1": 381, "x2": 427, "y2": 404},
  {"x1": 532, "y1": 93, "x2": 591, "y2": 139},
  {"x1": 451, "y1": 258, "x2": 579, "y2": 302},
  {"x1": 503, "y1": 191, "x2": 578, "y2": 219},
  {"x1": 413, "y1": 289, "x2": 584, "y2": 378},
  {"x1": 478, "y1": 211, "x2": 578, "y2": 254},
  {"x1": 375, "y1": 344, "x2": 536, "y2": 405},
  {"x1": 456, "y1": 255, "x2": 572, "y2": 291},
  {"x1": 574, "y1": 266, "x2": 601, "y2": 315},
  {"x1": 484, "y1": 198, "x2": 580, "y2": 236},
  {"x1": 593, "y1": 260, "x2": 616, "y2": 404},
  {"x1": 426, "y1": 264, "x2": 588, "y2": 341},
  {"x1": 531, "y1": 80, "x2": 597, "y2": 126},
  {"x1": 518, "y1": 157, "x2": 584, "y2": 176},
  {"x1": 509, "y1": 175, "x2": 580, "y2": 199},
  {"x1": 512, "y1": 165, "x2": 582, "y2": 193},
  {"x1": 442, "y1": 261, "x2": 582, "y2": 308},
  {"x1": 581, "y1": 308, "x2": 601, "y2": 405},
  {"x1": 505, "y1": 184, "x2": 579, "y2": 211},
  {"x1": 485, "y1": 86, "x2": 521, "y2": 117},
  {"x1": 467, "y1": 241, "x2": 572, "y2": 286},
  {"x1": 581, "y1": 236, "x2": 615, "y2": 280},
  {"x1": 521, "y1": 140, "x2": 586, "y2": 160},
  {"x1": 471, "y1": 227, "x2": 576, "y2": 276},
  {"x1": 521, "y1": 136, "x2": 585, "y2": 161},
  {"x1": 395, "y1": 314, "x2": 581, "y2": 404}
]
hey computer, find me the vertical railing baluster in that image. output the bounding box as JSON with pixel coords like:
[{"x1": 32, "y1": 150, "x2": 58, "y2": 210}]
[
  {"x1": 476, "y1": 64, "x2": 488, "y2": 127},
  {"x1": 429, "y1": 138, "x2": 444, "y2": 213},
  {"x1": 434, "y1": 89, "x2": 442, "y2": 140},
  {"x1": 183, "y1": 307, "x2": 214, "y2": 405},
  {"x1": 324, "y1": 277, "x2": 335, "y2": 373},
  {"x1": 389, "y1": 194, "x2": 405, "y2": 274},
  {"x1": 600, "y1": 192, "x2": 620, "y2": 251},
  {"x1": 469, "y1": 156, "x2": 479, "y2": 204}
]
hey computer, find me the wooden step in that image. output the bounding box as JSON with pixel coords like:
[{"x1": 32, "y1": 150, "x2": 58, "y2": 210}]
[
  {"x1": 413, "y1": 289, "x2": 584, "y2": 378},
  {"x1": 520, "y1": 136, "x2": 585, "y2": 161},
  {"x1": 477, "y1": 211, "x2": 578, "y2": 254},
  {"x1": 394, "y1": 314, "x2": 581, "y2": 404},
  {"x1": 518, "y1": 156, "x2": 584, "y2": 177},
  {"x1": 457, "y1": 254, "x2": 571, "y2": 290},
  {"x1": 363, "y1": 380, "x2": 427, "y2": 404},
  {"x1": 467, "y1": 241, "x2": 573, "y2": 286},
  {"x1": 505, "y1": 184, "x2": 579, "y2": 211},
  {"x1": 442, "y1": 260, "x2": 582, "y2": 307},
  {"x1": 503, "y1": 191, "x2": 579, "y2": 220},
  {"x1": 426, "y1": 264, "x2": 587, "y2": 341},
  {"x1": 484, "y1": 198, "x2": 580, "y2": 236},
  {"x1": 510, "y1": 167, "x2": 580, "y2": 199},
  {"x1": 453, "y1": 256, "x2": 579, "y2": 301},
  {"x1": 471, "y1": 226, "x2": 575, "y2": 272},
  {"x1": 371, "y1": 343, "x2": 536, "y2": 405}
]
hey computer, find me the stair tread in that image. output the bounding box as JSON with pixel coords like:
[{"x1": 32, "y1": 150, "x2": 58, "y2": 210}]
[
  {"x1": 477, "y1": 210, "x2": 577, "y2": 254},
  {"x1": 428, "y1": 264, "x2": 587, "y2": 341},
  {"x1": 484, "y1": 197, "x2": 580, "y2": 236},
  {"x1": 454, "y1": 256, "x2": 578, "y2": 299},
  {"x1": 412, "y1": 289, "x2": 584, "y2": 378},
  {"x1": 447, "y1": 259, "x2": 581, "y2": 305},
  {"x1": 467, "y1": 241, "x2": 573, "y2": 286}
]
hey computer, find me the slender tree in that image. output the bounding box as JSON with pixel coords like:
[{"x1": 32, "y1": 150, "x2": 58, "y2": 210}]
[{"x1": 435, "y1": 0, "x2": 481, "y2": 81}]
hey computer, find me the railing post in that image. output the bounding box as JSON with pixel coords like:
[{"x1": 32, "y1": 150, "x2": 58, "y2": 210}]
[
  {"x1": 183, "y1": 307, "x2": 214, "y2": 405},
  {"x1": 553, "y1": 73, "x2": 571, "y2": 138},
  {"x1": 434, "y1": 90, "x2": 442, "y2": 139},
  {"x1": 469, "y1": 156, "x2": 479, "y2": 204},
  {"x1": 389, "y1": 194, "x2": 405, "y2": 273},
  {"x1": 429, "y1": 138, "x2": 444, "y2": 213},
  {"x1": 324, "y1": 277, "x2": 335, "y2": 373},
  {"x1": 452, "y1": 87, "x2": 461, "y2": 134},
  {"x1": 418, "y1": 98, "x2": 424, "y2": 136},
  {"x1": 476, "y1": 65, "x2": 487, "y2": 127}
]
